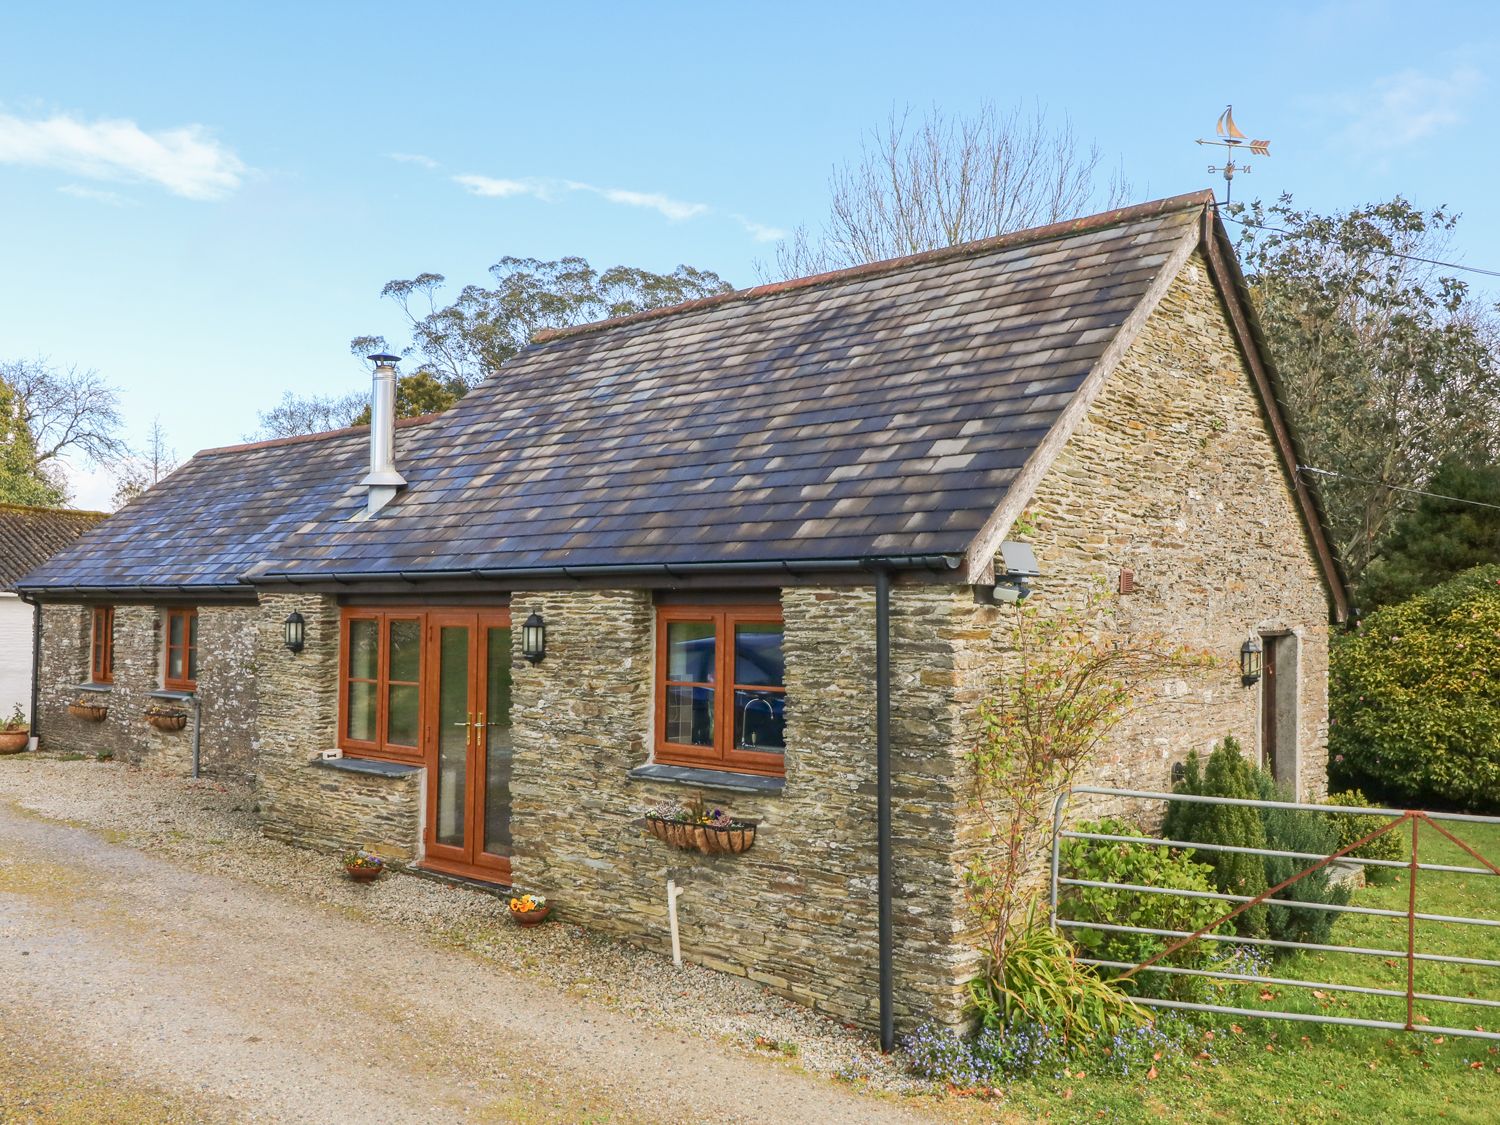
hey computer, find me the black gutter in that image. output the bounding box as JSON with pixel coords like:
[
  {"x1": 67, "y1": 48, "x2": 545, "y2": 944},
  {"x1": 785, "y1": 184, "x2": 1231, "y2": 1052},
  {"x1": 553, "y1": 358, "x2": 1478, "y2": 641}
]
[
  {"x1": 15, "y1": 582, "x2": 254, "y2": 600},
  {"x1": 873, "y1": 565, "x2": 895, "y2": 1053},
  {"x1": 252, "y1": 553, "x2": 964, "y2": 586},
  {"x1": 18, "y1": 592, "x2": 41, "y2": 745}
]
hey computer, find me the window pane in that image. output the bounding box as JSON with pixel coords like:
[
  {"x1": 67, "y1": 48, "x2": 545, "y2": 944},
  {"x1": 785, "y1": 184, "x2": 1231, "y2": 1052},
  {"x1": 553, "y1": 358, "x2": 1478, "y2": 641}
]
[
  {"x1": 735, "y1": 689, "x2": 786, "y2": 751},
  {"x1": 168, "y1": 648, "x2": 183, "y2": 682},
  {"x1": 667, "y1": 621, "x2": 716, "y2": 682},
  {"x1": 187, "y1": 616, "x2": 198, "y2": 682},
  {"x1": 436, "y1": 625, "x2": 470, "y2": 847},
  {"x1": 386, "y1": 683, "x2": 419, "y2": 746},
  {"x1": 169, "y1": 613, "x2": 184, "y2": 650},
  {"x1": 665, "y1": 684, "x2": 715, "y2": 747},
  {"x1": 348, "y1": 618, "x2": 378, "y2": 680},
  {"x1": 734, "y1": 622, "x2": 784, "y2": 687},
  {"x1": 347, "y1": 681, "x2": 377, "y2": 742},
  {"x1": 388, "y1": 618, "x2": 420, "y2": 682}
]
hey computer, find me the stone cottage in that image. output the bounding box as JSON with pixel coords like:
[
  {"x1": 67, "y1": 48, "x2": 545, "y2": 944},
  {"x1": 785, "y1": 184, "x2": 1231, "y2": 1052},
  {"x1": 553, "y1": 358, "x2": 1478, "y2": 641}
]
[
  {"x1": 0, "y1": 502, "x2": 107, "y2": 727},
  {"x1": 18, "y1": 191, "x2": 1349, "y2": 1041}
]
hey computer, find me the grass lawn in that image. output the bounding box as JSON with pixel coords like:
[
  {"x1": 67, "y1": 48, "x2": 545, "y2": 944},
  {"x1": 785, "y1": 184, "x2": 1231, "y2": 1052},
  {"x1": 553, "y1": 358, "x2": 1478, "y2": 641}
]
[{"x1": 940, "y1": 817, "x2": 1500, "y2": 1123}]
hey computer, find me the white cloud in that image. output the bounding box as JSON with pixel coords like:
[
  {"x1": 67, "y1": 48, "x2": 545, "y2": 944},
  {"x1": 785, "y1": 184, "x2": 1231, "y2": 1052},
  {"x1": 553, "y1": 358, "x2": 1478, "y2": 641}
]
[
  {"x1": 575, "y1": 183, "x2": 709, "y2": 221},
  {"x1": 453, "y1": 171, "x2": 779, "y2": 240},
  {"x1": 388, "y1": 152, "x2": 440, "y2": 169},
  {"x1": 732, "y1": 214, "x2": 788, "y2": 243},
  {"x1": 1341, "y1": 61, "x2": 1484, "y2": 149},
  {"x1": 0, "y1": 112, "x2": 245, "y2": 200},
  {"x1": 454, "y1": 174, "x2": 552, "y2": 200},
  {"x1": 58, "y1": 183, "x2": 134, "y2": 206}
]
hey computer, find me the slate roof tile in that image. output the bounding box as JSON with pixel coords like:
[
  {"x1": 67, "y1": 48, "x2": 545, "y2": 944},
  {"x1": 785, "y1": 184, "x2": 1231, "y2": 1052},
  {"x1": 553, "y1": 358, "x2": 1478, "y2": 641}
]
[{"x1": 26, "y1": 194, "x2": 1211, "y2": 591}]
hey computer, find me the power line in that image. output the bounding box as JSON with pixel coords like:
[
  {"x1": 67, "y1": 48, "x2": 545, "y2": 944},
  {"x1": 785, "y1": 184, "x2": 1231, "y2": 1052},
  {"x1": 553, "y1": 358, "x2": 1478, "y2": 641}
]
[
  {"x1": 1220, "y1": 212, "x2": 1500, "y2": 281},
  {"x1": 1299, "y1": 465, "x2": 1500, "y2": 513}
]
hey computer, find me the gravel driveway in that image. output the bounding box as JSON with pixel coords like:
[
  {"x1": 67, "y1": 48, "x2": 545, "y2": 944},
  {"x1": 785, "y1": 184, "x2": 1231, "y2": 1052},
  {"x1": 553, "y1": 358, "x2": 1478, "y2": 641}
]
[{"x1": 0, "y1": 758, "x2": 940, "y2": 1123}]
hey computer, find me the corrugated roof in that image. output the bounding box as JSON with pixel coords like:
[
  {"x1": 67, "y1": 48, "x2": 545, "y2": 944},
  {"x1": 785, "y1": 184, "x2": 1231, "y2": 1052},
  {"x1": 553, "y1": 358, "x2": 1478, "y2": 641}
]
[
  {"x1": 248, "y1": 196, "x2": 1207, "y2": 580},
  {"x1": 0, "y1": 504, "x2": 108, "y2": 592},
  {"x1": 17, "y1": 417, "x2": 440, "y2": 593}
]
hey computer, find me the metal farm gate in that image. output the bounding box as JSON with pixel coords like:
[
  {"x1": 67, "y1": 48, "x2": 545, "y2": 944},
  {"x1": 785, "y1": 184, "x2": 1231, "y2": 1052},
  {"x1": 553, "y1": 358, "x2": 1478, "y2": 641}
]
[{"x1": 1048, "y1": 786, "x2": 1500, "y2": 1042}]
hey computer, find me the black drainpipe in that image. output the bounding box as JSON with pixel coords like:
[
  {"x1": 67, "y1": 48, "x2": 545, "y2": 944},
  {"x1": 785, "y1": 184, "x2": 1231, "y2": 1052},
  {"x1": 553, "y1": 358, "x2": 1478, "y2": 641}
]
[
  {"x1": 873, "y1": 565, "x2": 894, "y2": 1053},
  {"x1": 20, "y1": 593, "x2": 41, "y2": 746}
]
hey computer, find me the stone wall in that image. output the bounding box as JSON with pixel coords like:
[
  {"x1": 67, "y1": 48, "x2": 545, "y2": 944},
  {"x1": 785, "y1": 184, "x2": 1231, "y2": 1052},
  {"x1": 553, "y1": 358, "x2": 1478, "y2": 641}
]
[
  {"x1": 253, "y1": 591, "x2": 419, "y2": 859},
  {"x1": 35, "y1": 601, "x2": 260, "y2": 783},
  {"x1": 507, "y1": 585, "x2": 974, "y2": 1033},
  {"x1": 942, "y1": 253, "x2": 1338, "y2": 990},
  {"x1": 1010, "y1": 251, "x2": 1333, "y2": 810}
]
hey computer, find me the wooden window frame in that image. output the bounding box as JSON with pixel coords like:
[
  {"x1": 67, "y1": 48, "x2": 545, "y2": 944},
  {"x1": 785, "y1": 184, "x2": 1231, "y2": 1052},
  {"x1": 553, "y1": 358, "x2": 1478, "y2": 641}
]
[
  {"x1": 90, "y1": 605, "x2": 114, "y2": 684},
  {"x1": 654, "y1": 603, "x2": 786, "y2": 777},
  {"x1": 338, "y1": 608, "x2": 426, "y2": 765},
  {"x1": 163, "y1": 607, "x2": 198, "y2": 691}
]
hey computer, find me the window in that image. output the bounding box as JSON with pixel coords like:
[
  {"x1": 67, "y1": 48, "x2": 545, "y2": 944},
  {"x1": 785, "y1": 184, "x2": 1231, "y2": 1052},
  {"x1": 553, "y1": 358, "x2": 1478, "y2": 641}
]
[
  {"x1": 90, "y1": 606, "x2": 114, "y2": 684},
  {"x1": 655, "y1": 604, "x2": 786, "y2": 776},
  {"x1": 340, "y1": 609, "x2": 423, "y2": 764},
  {"x1": 164, "y1": 607, "x2": 198, "y2": 690}
]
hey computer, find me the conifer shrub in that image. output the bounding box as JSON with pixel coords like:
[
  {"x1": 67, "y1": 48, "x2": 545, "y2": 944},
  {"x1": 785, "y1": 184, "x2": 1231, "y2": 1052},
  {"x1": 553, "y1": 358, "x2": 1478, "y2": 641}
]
[
  {"x1": 1162, "y1": 738, "x2": 1269, "y2": 937},
  {"x1": 1252, "y1": 772, "x2": 1349, "y2": 947}
]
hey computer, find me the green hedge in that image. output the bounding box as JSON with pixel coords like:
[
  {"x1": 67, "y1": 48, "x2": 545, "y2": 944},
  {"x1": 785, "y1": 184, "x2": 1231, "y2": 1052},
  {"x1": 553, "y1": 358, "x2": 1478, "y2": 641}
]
[{"x1": 1331, "y1": 564, "x2": 1500, "y2": 812}]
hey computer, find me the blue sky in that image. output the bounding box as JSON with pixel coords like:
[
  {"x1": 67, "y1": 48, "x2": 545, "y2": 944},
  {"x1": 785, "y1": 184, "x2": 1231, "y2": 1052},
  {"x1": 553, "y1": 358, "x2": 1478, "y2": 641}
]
[{"x1": 2, "y1": 1, "x2": 1496, "y2": 508}]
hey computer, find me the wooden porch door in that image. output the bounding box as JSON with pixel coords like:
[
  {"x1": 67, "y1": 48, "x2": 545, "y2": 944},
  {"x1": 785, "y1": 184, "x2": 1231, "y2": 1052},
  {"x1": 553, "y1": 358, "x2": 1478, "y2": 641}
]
[
  {"x1": 1262, "y1": 638, "x2": 1279, "y2": 780},
  {"x1": 423, "y1": 610, "x2": 513, "y2": 883}
]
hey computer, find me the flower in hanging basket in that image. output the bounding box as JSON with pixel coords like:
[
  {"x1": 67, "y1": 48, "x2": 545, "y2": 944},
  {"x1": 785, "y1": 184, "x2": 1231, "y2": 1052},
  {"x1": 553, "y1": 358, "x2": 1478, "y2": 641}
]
[
  {"x1": 343, "y1": 849, "x2": 385, "y2": 882},
  {"x1": 509, "y1": 892, "x2": 551, "y2": 926}
]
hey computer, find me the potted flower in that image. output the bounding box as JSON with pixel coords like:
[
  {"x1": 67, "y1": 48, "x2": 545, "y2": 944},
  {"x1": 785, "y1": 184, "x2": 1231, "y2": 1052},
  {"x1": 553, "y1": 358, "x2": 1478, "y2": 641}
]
[
  {"x1": 0, "y1": 705, "x2": 28, "y2": 754},
  {"x1": 144, "y1": 704, "x2": 188, "y2": 732},
  {"x1": 68, "y1": 697, "x2": 108, "y2": 722},
  {"x1": 343, "y1": 849, "x2": 385, "y2": 882},
  {"x1": 509, "y1": 892, "x2": 550, "y2": 926}
]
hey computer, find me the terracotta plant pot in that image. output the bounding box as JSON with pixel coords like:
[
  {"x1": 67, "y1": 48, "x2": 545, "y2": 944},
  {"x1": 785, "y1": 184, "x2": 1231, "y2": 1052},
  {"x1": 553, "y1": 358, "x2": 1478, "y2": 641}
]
[
  {"x1": 345, "y1": 864, "x2": 383, "y2": 883},
  {"x1": 510, "y1": 904, "x2": 551, "y2": 927},
  {"x1": 68, "y1": 704, "x2": 108, "y2": 722},
  {"x1": 145, "y1": 712, "x2": 188, "y2": 732},
  {"x1": 0, "y1": 730, "x2": 28, "y2": 754}
]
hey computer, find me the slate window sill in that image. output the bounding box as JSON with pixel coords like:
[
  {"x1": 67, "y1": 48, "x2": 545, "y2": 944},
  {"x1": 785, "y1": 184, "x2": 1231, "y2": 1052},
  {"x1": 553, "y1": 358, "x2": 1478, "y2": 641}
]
[
  {"x1": 311, "y1": 756, "x2": 421, "y2": 779},
  {"x1": 73, "y1": 682, "x2": 112, "y2": 695},
  {"x1": 149, "y1": 689, "x2": 196, "y2": 702},
  {"x1": 627, "y1": 762, "x2": 785, "y2": 795}
]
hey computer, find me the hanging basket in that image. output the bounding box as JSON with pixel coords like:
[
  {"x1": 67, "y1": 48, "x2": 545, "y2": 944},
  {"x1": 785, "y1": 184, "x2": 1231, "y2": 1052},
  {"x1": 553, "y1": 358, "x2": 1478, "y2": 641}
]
[
  {"x1": 68, "y1": 703, "x2": 109, "y2": 722},
  {"x1": 145, "y1": 711, "x2": 188, "y2": 732},
  {"x1": 643, "y1": 815, "x2": 757, "y2": 856}
]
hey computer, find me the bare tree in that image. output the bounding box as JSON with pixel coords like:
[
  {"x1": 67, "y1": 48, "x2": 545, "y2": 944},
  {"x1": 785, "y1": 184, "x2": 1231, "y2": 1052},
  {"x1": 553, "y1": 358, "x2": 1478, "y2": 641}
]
[
  {"x1": 0, "y1": 359, "x2": 127, "y2": 473},
  {"x1": 111, "y1": 417, "x2": 180, "y2": 508},
  {"x1": 772, "y1": 101, "x2": 1131, "y2": 279},
  {"x1": 251, "y1": 389, "x2": 367, "y2": 440}
]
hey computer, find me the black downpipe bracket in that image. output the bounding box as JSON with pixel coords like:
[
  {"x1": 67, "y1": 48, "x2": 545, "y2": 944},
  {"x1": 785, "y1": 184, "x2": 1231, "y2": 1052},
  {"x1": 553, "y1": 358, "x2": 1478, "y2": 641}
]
[{"x1": 874, "y1": 566, "x2": 894, "y2": 1053}]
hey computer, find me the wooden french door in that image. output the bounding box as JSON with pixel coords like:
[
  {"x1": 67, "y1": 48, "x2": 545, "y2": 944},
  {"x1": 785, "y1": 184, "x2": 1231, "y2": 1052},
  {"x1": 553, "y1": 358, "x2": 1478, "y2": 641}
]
[{"x1": 423, "y1": 610, "x2": 513, "y2": 883}]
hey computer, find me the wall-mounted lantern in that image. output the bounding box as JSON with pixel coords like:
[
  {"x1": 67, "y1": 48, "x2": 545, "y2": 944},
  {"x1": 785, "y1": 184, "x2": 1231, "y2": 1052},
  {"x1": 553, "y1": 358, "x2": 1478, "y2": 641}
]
[
  {"x1": 1240, "y1": 635, "x2": 1263, "y2": 687},
  {"x1": 283, "y1": 611, "x2": 306, "y2": 654},
  {"x1": 522, "y1": 612, "x2": 546, "y2": 664}
]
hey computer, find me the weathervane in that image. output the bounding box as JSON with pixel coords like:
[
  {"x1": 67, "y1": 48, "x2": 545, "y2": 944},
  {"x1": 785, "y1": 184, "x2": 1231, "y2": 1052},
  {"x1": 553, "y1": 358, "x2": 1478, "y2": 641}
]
[{"x1": 1195, "y1": 105, "x2": 1269, "y2": 206}]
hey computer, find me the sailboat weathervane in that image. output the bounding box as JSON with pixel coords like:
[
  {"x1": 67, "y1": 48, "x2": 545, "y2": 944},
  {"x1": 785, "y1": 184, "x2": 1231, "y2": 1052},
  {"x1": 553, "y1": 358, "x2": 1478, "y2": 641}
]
[{"x1": 1195, "y1": 105, "x2": 1270, "y2": 205}]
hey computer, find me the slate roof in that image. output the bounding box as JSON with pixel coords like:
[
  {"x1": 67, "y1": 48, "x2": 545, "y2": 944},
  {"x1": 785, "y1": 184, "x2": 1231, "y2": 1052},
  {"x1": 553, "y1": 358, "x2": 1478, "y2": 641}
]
[
  {"x1": 16, "y1": 418, "x2": 440, "y2": 594},
  {"x1": 0, "y1": 505, "x2": 108, "y2": 592},
  {"x1": 246, "y1": 195, "x2": 1208, "y2": 581}
]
